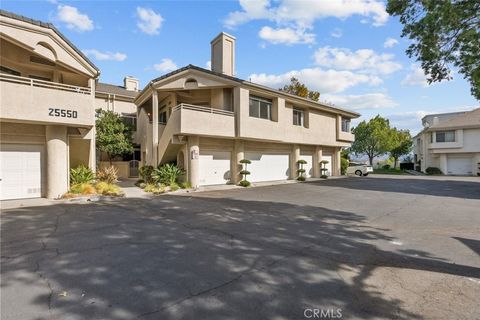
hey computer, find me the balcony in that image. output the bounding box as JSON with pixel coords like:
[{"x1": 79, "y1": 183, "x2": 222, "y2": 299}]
[
  {"x1": 172, "y1": 103, "x2": 235, "y2": 137},
  {"x1": 0, "y1": 73, "x2": 94, "y2": 126},
  {"x1": 338, "y1": 130, "x2": 355, "y2": 142}
]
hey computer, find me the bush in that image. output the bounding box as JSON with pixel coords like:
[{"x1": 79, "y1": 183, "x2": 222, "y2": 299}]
[
  {"x1": 341, "y1": 158, "x2": 349, "y2": 175},
  {"x1": 382, "y1": 164, "x2": 391, "y2": 170},
  {"x1": 239, "y1": 180, "x2": 251, "y2": 187},
  {"x1": 239, "y1": 170, "x2": 251, "y2": 175},
  {"x1": 144, "y1": 183, "x2": 165, "y2": 194},
  {"x1": 297, "y1": 168, "x2": 306, "y2": 173},
  {"x1": 70, "y1": 183, "x2": 96, "y2": 195},
  {"x1": 152, "y1": 163, "x2": 184, "y2": 186},
  {"x1": 239, "y1": 159, "x2": 251, "y2": 164},
  {"x1": 96, "y1": 166, "x2": 118, "y2": 184},
  {"x1": 321, "y1": 175, "x2": 328, "y2": 179},
  {"x1": 169, "y1": 182, "x2": 180, "y2": 192},
  {"x1": 70, "y1": 165, "x2": 95, "y2": 185},
  {"x1": 426, "y1": 167, "x2": 443, "y2": 175},
  {"x1": 297, "y1": 176, "x2": 306, "y2": 181},
  {"x1": 138, "y1": 165, "x2": 154, "y2": 183},
  {"x1": 95, "y1": 182, "x2": 123, "y2": 196},
  {"x1": 180, "y1": 181, "x2": 192, "y2": 189},
  {"x1": 297, "y1": 159, "x2": 307, "y2": 165}
]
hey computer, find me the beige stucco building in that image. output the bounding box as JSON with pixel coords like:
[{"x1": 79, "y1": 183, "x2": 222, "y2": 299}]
[
  {"x1": 413, "y1": 108, "x2": 480, "y2": 176},
  {"x1": 0, "y1": 10, "x2": 99, "y2": 199},
  {"x1": 136, "y1": 33, "x2": 359, "y2": 188}
]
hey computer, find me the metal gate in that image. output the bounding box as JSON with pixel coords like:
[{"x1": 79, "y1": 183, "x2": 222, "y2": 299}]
[{"x1": 129, "y1": 160, "x2": 140, "y2": 177}]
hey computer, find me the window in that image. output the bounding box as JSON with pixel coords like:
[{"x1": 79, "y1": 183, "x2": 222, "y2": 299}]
[
  {"x1": 121, "y1": 115, "x2": 137, "y2": 131},
  {"x1": 29, "y1": 75, "x2": 51, "y2": 82},
  {"x1": 341, "y1": 117, "x2": 351, "y2": 132},
  {"x1": 293, "y1": 108, "x2": 305, "y2": 126},
  {"x1": 159, "y1": 111, "x2": 167, "y2": 124},
  {"x1": 435, "y1": 130, "x2": 455, "y2": 143},
  {"x1": 0, "y1": 66, "x2": 21, "y2": 76},
  {"x1": 249, "y1": 95, "x2": 272, "y2": 120}
]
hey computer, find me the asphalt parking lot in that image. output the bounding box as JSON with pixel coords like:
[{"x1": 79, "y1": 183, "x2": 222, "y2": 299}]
[{"x1": 1, "y1": 175, "x2": 479, "y2": 320}]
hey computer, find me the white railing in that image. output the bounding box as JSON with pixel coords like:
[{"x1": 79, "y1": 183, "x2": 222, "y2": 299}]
[
  {"x1": 0, "y1": 73, "x2": 91, "y2": 95},
  {"x1": 172, "y1": 103, "x2": 235, "y2": 116}
]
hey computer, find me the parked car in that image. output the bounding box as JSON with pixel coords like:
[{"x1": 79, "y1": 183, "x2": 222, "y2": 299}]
[{"x1": 347, "y1": 162, "x2": 373, "y2": 176}]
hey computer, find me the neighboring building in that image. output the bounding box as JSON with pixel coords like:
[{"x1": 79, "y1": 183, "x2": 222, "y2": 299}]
[
  {"x1": 136, "y1": 32, "x2": 360, "y2": 188},
  {"x1": 0, "y1": 10, "x2": 99, "y2": 200},
  {"x1": 413, "y1": 109, "x2": 480, "y2": 175},
  {"x1": 95, "y1": 77, "x2": 141, "y2": 178}
]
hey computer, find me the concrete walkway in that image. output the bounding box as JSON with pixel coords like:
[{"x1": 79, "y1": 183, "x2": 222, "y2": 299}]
[{"x1": 117, "y1": 179, "x2": 151, "y2": 199}]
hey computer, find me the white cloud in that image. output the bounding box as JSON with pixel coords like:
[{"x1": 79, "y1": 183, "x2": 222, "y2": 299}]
[
  {"x1": 401, "y1": 64, "x2": 429, "y2": 87},
  {"x1": 249, "y1": 67, "x2": 382, "y2": 94},
  {"x1": 258, "y1": 26, "x2": 315, "y2": 45},
  {"x1": 313, "y1": 46, "x2": 402, "y2": 75},
  {"x1": 56, "y1": 5, "x2": 94, "y2": 31},
  {"x1": 82, "y1": 49, "x2": 127, "y2": 61},
  {"x1": 383, "y1": 37, "x2": 398, "y2": 48},
  {"x1": 154, "y1": 58, "x2": 177, "y2": 72},
  {"x1": 330, "y1": 28, "x2": 342, "y2": 38},
  {"x1": 136, "y1": 7, "x2": 163, "y2": 35},
  {"x1": 205, "y1": 61, "x2": 211, "y2": 70},
  {"x1": 322, "y1": 93, "x2": 397, "y2": 110},
  {"x1": 224, "y1": 0, "x2": 388, "y2": 29}
]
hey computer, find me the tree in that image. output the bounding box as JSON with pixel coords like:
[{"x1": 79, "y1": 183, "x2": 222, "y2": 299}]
[
  {"x1": 279, "y1": 77, "x2": 320, "y2": 101},
  {"x1": 387, "y1": 0, "x2": 480, "y2": 100},
  {"x1": 390, "y1": 129, "x2": 412, "y2": 169},
  {"x1": 351, "y1": 115, "x2": 394, "y2": 165},
  {"x1": 95, "y1": 109, "x2": 134, "y2": 164}
]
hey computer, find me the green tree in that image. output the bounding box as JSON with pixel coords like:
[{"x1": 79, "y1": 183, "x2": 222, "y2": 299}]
[
  {"x1": 390, "y1": 129, "x2": 413, "y2": 169},
  {"x1": 279, "y1": 77, "x2": 320, "y2": 101},
  {"x1": 95, "y1": 109, "x2": 133, "y2": 164},
  {"x1": 351, "y1": 115, "x2": 394, "y2": 165},
  {"x1": 387, "y1": 0, "x2": 480, "y2": 100}
]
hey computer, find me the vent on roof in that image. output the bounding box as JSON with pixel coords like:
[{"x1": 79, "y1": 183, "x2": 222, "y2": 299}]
[{"x1": 30, "y1": 55, "x2": 56, "y2": 66}]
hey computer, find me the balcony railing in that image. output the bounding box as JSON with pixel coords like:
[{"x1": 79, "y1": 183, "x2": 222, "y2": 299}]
[
  {"x1": 0, "y1": 73, "x2": 91, "y2": 95},
  {"x1": 172, "y1": 103, "x2": 234, "y2": 116}
]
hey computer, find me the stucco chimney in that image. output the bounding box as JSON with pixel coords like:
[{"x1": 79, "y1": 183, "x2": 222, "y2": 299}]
[
  {"x1": 211, "y1": 32, "x2": 236, "y2": 76},
  {"x1": 124, "y1": 76, "x2": 139, "y2": 91},
  {"x1": 432, "y1": 116, "x2": 439, "y2": 125}
]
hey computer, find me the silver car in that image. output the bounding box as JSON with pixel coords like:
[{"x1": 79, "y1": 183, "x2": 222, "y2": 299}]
[{"x1": 346, "y1": 162, "x2": 373, "y2": 176}]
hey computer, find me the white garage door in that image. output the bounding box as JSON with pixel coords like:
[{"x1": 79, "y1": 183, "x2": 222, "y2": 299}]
[
  {"x1": 322, "y1": 154, "x2": 333, "y2": 176},
  {"x1": 199, "y1": 151, "x2": 231, "y2": 186},
  {"x1": 447, "y1": 156, "x2": 472, "y2": 175},
  {"x1": 245, "y1": 153, "x2": 290, "y2": 182},
  {"x1": 299, "y1": 154, "x2": 313, "y2": 178},
  {"x1": 1, "y1": 144, "x2": 44, "y2": 200}
]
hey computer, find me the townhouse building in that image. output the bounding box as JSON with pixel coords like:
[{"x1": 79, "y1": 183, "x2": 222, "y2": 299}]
[
  {"x1": 136, "y1": 33, "x2": 359, "y2": 187},
  {"x1": 413, "y1": 108, "x2": 480, "y2": 175}
]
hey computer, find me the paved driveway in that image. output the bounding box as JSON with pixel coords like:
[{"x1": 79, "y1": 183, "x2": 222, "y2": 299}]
[{"x1": 1, "y1": 175, "x2": 479, "y2": 320}]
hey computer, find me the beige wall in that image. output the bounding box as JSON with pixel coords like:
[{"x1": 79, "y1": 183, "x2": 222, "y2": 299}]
[{"x1": 98, "y1": 161, "x2": 130, "y2": 179}]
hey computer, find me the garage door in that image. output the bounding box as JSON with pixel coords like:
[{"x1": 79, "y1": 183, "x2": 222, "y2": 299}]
[
  {"x1": 245, "y1": 153, "x2": 289, "y2": 182},
  {"x1": 322, "y1": 154, "x2": 333, "y2": 176},
  {"x1": 447, "y1": 156, "x2": 472, "y2": 175},
  {"x1": 299, "y1": 154, "x2": 313, "y2": 178},
  {"x1": 1, "y1": 144, "x2": 44, "y2": 200},
  {"x1": 199, "y1": 151, "x2": 231, "y2": 185}
]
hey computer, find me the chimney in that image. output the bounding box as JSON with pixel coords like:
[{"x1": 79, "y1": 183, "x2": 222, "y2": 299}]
[
  {"x1": 432, "y1": 116, "x2": 439, "y2": 125},
  {"x1": 124, "y1": 76, "x2": 139, "y2": 91},
  {"x1": 211, "y1": 32, "x2": 236, "y2": 76}
]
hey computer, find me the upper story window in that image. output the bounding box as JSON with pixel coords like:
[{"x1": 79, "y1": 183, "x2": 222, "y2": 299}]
[
  {"x1": 293, "y1": 108, "x2": 305, "y2": 127},
  {"x1": 121, "y1": 115, "x2": 137, "y2": 131},
  {"x1": 159, "y1": 111, "x2": 167, "y2": 124},
  {"x1": 341, "y1": 117, "x2": 351, "y2": 132},
  {"x1": 436, "y1": 130, "x2": 455, "y2": 143},
  {"x1": 0, "y1": 66, "x2": 21, "y2": 76},
  {"x1": 249, "y1": 95, "x2": 272, "y2": 120}
]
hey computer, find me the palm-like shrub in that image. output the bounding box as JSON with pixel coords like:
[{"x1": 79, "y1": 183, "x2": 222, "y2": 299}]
[
  {"x1": 96, "y1": 166, "x2": 118, "y2": 184},
  {"x1": 152, "y1": 163, "x2": 185, "y2": 186},
  {"x1": 139, "y1": 165, "x2": 154, "y2": 183},
  {"x1": 95, "y1": 181, "x2": 123, "y2": 196},
  {"x1": 70, "y1": 165, "x2": 95, "y2": 185}
]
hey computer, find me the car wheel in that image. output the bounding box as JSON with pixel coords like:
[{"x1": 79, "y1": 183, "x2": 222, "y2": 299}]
[
  {"x1": 364, "y1": 173, "x2": 369, "y2": 176},
  {"x1": 355, "y1": 170, "x2": 363, "y2": 176}
]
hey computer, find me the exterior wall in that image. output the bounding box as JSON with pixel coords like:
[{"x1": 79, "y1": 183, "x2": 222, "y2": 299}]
[
  {"x1": 95, "y1": 96, "x2": 137, "y2": 114},
  {"x1": 98, "y1": 161, "x2": 130, "y2": 179}
]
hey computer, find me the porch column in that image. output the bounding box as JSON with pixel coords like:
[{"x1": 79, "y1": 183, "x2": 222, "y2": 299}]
[
  {"x1": 439, "y1": 154, "x2": 447, "y2": 174},
  {"x1": 290, "y1": 144, "x2": 300, "y2": 179},
  {"x1": 46, "y1": 125, "x2": 68, "y2": 199},
  {"x1": 334, "y1": 147, "x2": 341, "y2": 176},
  {"x1": 233, "y1": 140, "x2": 244, "y2": 184},
  {"x1": 188, "y1": 136, "x2": 200, "y2": 188},
  {"x1": 313, "y1": 146, "x2": 322, "y2": 178},
  {"x1": 152, "y1": 90, "x2": 159, "y2": 166}
]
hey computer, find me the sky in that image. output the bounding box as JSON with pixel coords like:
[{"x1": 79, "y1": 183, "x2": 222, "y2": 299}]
[{"x1": 2, "y1": 0, "x2": 478, "y2": 134}]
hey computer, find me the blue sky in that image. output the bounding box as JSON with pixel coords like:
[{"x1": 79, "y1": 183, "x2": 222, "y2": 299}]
[{"x1": 3, "y1": 0, "x2": 478, "y2": 134}]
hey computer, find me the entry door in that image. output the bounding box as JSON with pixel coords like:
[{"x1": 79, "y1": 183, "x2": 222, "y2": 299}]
[
  {"x1": 299, "y1": 155, "x2": 313, "y2": 178},
  {"x1": 322, "y1": 154, "x2": 333, "y2": 176},
  {"x1": 199, "y1": 151, "x2": 231, "y2": 186},
  {"x1": 245, "y1": 153, "x2": 290, "y2": 182},
  {"x1": 447, "y1": 156, "x2": 472, "y2": 175},
  {"x1": 0, "y1": 144, "x2": 44, "y2": 200}
]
